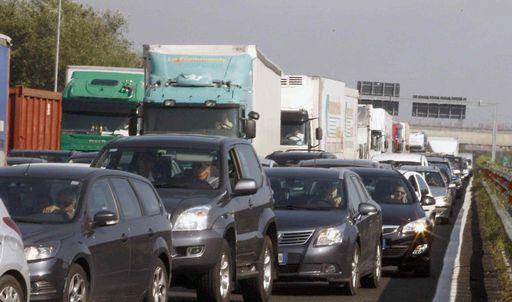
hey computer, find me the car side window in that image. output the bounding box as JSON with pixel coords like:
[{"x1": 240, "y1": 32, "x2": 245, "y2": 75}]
[
  {"x1": 234, "y1": 144, "x2": 263, "y2": 187},
  {"x1": 131, "y1": 180, "x2": 161, "y2": 216},
  {"x1": 110, "y1": 178, "x2": 142, "y2": 219},
  {"x1": 416, "y1": 175, "x2": 430, "y2": 196},
  {"x1": 227, "y1": 148, "x2": 242, "y2": 189},
  {"x1": 353, "y1": 177, "x2": 371, "y2": 202},
  {"x1": 408, "y1": 175, "x2": 419, "y2": 195},
  {"x1": 88, "y1": 179, "x2": 119, "y2": 219},
  {"x1": 346, "y1": 177, "x2": 362, "y2": 214}
]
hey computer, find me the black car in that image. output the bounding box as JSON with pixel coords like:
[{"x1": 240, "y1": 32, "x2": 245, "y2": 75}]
[
  {"x1": 349, "y1": 168, "x2": 435, "y2": 276},
  {"x1": 298, "y1": 158, "x2": 385, "y2": 168},
  {"x1": 266, "y1": 168, "x2": 383, "y2": 295},
  {"x1": 6, "y1": 157, "x2": 47, "y2": 166},
  {"x1": 265, "y1": 150, "x2": 336, "y2": 167},
  {"x1": 68, "y1": 152, "x2": 99, "y2": 165},
  {"x1": 0, "y1": 164, "x2": 172, "y2": 301},
  {"x1": 8, "y1": 150, "x2": 73, "y2": 163},
  {"x1": 93, "y1": 134, "x2": 277, "y2": 302}
]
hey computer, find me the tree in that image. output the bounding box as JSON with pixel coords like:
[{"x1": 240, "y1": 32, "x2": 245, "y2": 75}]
[{"x1": 0, "y1": 0, "x2": 141, "y2": 91}]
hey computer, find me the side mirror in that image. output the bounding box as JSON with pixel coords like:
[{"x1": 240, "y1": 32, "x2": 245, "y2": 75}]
[
  {"x1": 315, "y1": 127, "x2": 323, "y2": 141},
  {"x1": 245, "y1": 119, "x2": 256, "y2": 139},
  {"x1": 421, "y1": 196, "x2": 436, "y2": 206},
  {"x1": 448, "y1": 183, "x2": 456, "y2": 189},
  {"x1": 93, "y1": 211, "x2": 118, "y2": 227},
  {"x1": 421, "y1": 189, "x2": 429, "y2": 196},
  {"x1": 248, "y1": 111, "x2": 260, "y2": 120},
  {"x1": 358, "y1": 203, "x2": 378, "y2": 216},
  {"x1": 234, "y1": 178, "x2": 258, "y2": 195}
]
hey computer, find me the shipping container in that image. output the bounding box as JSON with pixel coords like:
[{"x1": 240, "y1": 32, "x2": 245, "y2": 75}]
[
  {"x1": 8, "y1": 86, "x2": 62, "y2": 152},
  {"x1": 0, "y1": 34, "x2": 11, "y2": 165}
]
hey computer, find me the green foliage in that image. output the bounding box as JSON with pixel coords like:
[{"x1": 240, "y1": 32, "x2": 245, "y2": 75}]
[{"x1": 0, "y1": 0, "x2": 141, "y2": 91}]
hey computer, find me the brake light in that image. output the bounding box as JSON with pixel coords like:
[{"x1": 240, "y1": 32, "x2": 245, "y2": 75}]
[{"x1": 3, "y1": 217, "x2": 22, "y2": 237}]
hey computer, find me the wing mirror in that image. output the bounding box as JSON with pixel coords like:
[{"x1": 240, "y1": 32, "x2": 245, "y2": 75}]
[
  {"x1": 421, "y1": 196, "x2": 436, "y2": 206},
  {"x1": 448, "y1": 183, "x2": 456, "y2": 189},
  {"x1": 315, "y1": 127, "x2": 323, "y2": 141},
  {"x1": 358, "y1": 203, "x2": 378, "y2": 216},
  {"x1": 234, "y1": 178, "x2": 258, "y2": 195},
  {"x1": 248, "y1": 111, "x2": 260, "y2": 120},
  {"x1": 93, "y1": 211, "x2": 118, "y2": 227},
  {"x1": 245, "y1": 119, "x2": 256, "y2": 139}
]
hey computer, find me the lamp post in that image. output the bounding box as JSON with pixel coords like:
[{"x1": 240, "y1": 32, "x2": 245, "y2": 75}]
[{"x1": 53, "y1": 0, "x2": 62, "y2": 92}]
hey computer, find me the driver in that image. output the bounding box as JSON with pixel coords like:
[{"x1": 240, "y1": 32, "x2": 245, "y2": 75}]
[
  {"x1": 390, "y1": 185, "x2": 408, "y2": 204},
  {"x1": 286, "y1": 128, "x2": 304, "y2": 145},
  {"x1": 216, "y1": 113, "x2": 233, "y2": 130},
  {"x1": 191, "y1": 162, "x2": 219, "y2": 188},
  {"x1": 316, "y1": 182, "x2": 343, "y2": 207},
  {"x1": 43, "y1": 188, "x2": 77, "y2": 219}
]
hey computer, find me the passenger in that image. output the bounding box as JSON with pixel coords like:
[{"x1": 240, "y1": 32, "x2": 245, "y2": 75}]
[
  {"x1": 216, "y1": 113, "x2": 233, "y2": 130},
  {"x1": 135, "y1": 152, "x2": 157, "y2": 181},
  {"x1": 286, "y1": 128, "x2": 304, "y2": 145},
  {"x1": 43, "y1": 188, "x2": 77, "y2": 219},
  {"x1": 390, "y1": 185, "x2": 408, "y2": 204}
]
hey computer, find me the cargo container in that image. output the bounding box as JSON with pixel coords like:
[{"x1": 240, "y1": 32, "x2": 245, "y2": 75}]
[
  {"x1": 8, "y1": 86, "x2": 62, "y2": 152},
  {"x1": 409, "y1": 131, "x2": 428, "y2": 153},
  {"x1": 280, "y1": 75, "x2": 359, "y2": 159},
  {"x1": 0, "y1": 34, "x2": 11, "y2": 165},
  {"x1": 428, "y1": 136, "x2": 459, "y2": 156}
]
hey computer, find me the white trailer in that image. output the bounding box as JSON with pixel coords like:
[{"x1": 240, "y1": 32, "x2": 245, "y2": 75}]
[
  {"x1": 428, "y1": 136, "x2": 459, "y2": 155},
  {"x1": 409, "y1": 132, "x2": 428, "y2": 153},
  {"x1": 357, "y1": 105, "x2": 393, "y2": 159},
  {"x1": 280, "y1": 75, "x2": 358, "y2": 159}
]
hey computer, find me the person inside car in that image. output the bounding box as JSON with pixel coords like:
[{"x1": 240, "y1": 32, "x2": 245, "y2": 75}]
[
  {"x1": 135, "y1": 152, "x2": 157, "y2": 181},
  {"x1": 314, "y1": 181, "x2": 343, "y2": 208},
  {"x1": 43, "y1": 188, "x2": 77, "y2": 219},
  {"x1": 389, "y1": 185, "x2": 409, "y2": 204},
  {"x1": 189, "y1": 162, "x2": 219, "y2": 188}
]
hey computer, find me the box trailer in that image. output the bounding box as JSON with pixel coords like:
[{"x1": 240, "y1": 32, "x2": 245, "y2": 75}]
[{"x1": 428, "y1": 136, "x2": 459, "y2": 156}]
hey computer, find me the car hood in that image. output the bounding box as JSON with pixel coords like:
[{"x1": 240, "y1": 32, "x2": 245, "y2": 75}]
[
  {"x1": 275, "y1": 209, "x2": 348, "y2": 231},
  {"x1": 430, "y1": 186, "x2": 448, "y2": 197},
  {"x1": 156, "y1": 188, "x2": 224, "y2": 215},
  {"x1": 379, "y1": 203, "x2": 425, "y2": 226},
  {"x1": 18, "y1": 222, "x2": 75, "y2": 245}
]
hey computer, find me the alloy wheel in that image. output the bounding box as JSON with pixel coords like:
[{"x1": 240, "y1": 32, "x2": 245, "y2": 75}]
[
  {"x1": 68, "y1": 274, "x2": 86, "y2": 302},
  {"x1": 351, "y1": 248, "x2": 360, "y2": 289},
  {"x1": 375, "y1": 245, "x2": 382, "y2": 281},
  {"x1": 152, "y1": 266, "x2": 167, "y2": 302},
  {"x1": 0, "y1": 286, "x2": 20, "y2": 302},
  {"x1": 263, "y1": 246, "x2": 272, "y2": 292},
  {"x1": 219, "y1": 252, "x2": 231, "y2": 299}
]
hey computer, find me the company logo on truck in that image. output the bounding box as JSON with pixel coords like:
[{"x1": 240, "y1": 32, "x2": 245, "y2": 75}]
[{"x1": 170, "y1": 57, "x2": 227, "y2": 64}]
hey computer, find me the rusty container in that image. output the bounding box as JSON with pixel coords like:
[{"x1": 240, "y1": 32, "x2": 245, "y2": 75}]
[{"x1": 8, "y1": 86, "x2": 62, "y2": 152}]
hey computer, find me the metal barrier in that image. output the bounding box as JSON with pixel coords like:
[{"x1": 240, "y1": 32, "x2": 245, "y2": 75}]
[{"x1": 481, "y1": 165, "x2": 512, "y2": 242}]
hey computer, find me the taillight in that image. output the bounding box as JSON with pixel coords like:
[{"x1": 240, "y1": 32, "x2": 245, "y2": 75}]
[{"x1": 3, "y1": 217, "x2": 22, "y2": 237}]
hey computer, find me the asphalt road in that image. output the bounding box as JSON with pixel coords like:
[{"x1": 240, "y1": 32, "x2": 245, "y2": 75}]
[{"x1": 169, "y1": 189, "x2": 466, "y2": 302}]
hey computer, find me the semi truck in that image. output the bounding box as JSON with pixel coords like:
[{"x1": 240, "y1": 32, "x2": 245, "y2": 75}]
[
  {"x1": 357, "y1": 105, "x2": 392, "y2": 159},
  {"x1": 280, "y1": 75, "x2": 359, "y2": 159},
  {"x1": 0, "y1": 34, "x2": 11, "y2": 165},
  {"x1": 392, "y1": 122, "x2": 410, "y2": 153},
  {"x1": 409, "y1": 132, "x2": 428, "y2": 153},
  {"x1": 142, "y1": 45, "x2": 282, "y2": 156},
  {"x1": 61, "y1": 66, "x2": 144, "y2": 151}
]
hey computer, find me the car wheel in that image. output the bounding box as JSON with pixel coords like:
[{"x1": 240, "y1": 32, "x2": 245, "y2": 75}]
[
  {"x1": 361, "y1": 242, "x2": 382, "y2": 288},
  {"x1": 343, "y1": 245, "x2": 360, "y2": 295},
  {"x1": 146, "y1": 258, "x2": 168, "y2": 302},
  {"x1": 415, "y1": 260, "x2": 431, "y2": 277},
  {"x1": 63, "y1": 264, "x2": 89, "y2": 302},
  {"x1": 239, "y1": 236, "x2": 275, "y2": 302},
  {"x1": 0, "y1": 275, "x2": 25, "y2": 302},
  {"x1": 197, "y1": 240, "x2": 233, "y2": 302}
]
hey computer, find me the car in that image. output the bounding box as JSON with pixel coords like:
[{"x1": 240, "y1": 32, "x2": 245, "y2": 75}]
[
  {"x1": 8, "y1": 150, "x2": 73, "y2": 163},
  {"x1": 401, "y1": 166, "x2": 453, "y2": 224},
  {"x1": 260, "y1": 158, "x2": 277, "y2": 168},
  {"x1": 400, "y1": 170, "x2": 436, "y2": 224},
  {"x1": 298, "y1": 158, "x2": 385, "y2": 168},
  {"x1": 371, "y1": 153, "x2": 429, "y2": 167},
  {"x1": 93, "y1": 134, "x2": 277, "y2": 302},
  {"x1": 0, "y1": 164, "x2": 173, "y2": 302},
  {"x1": 427, "y1": 156, "x2": 461, "y2": 196},
  {"x1": 265, "y1": 150, "x2": 336, "y2": 167},
  {"x1": 349, "y1": 168, "x2": 435, "y2": 276},
  {"x1": 0, "y1": 198, "x2": 30, "y2": 302},
  {"x1": 6, "y1": 156, "x2": 47, "y2": 166},
  {"x1": 68, "y1": 152, "x2": 99, "y2": 165},
  {"x1": 266, "y1": 167, "x2": 382, "y2": 295}
]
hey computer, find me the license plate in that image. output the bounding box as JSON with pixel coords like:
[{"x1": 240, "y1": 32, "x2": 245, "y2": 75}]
[{"x1": 278, "y1": 253, "x2": 288, "y2": 265}]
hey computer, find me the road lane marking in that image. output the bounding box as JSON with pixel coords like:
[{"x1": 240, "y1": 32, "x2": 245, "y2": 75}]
[{"x1": 433, "y1": 178, "x2": 473, "y2": 302}]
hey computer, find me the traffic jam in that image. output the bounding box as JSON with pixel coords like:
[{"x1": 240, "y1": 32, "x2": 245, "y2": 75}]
[{"x1": 0, "y1": 6, "x2": 506, "y2": 301}]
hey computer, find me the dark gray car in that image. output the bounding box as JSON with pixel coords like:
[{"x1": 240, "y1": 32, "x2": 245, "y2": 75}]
[
  {"x1": 266, "y1": 168, "x2": 383, "y2": 295},
  {"x1": 93, "y1": 134, "x2": 277, "y2": 302},
  {"x1": 0, "y1": 164, "x2": 172, "y2": 302}
]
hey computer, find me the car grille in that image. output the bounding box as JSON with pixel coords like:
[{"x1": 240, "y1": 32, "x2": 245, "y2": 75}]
[
  {"x1": 383, "y1": 246, "x2": 409, "y2": 258},
  {"x1": 382, "y1": 225, "x2": 400, "y2": 235},
  {"x1": 278, "y1": 230, "x2": 315, "y2": 246}
]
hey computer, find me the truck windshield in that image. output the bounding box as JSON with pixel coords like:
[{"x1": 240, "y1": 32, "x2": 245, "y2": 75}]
[
  {"x1": 62, "y1": 113, "x2": 130, "y2": 136},
  {"x1": 281, "y1": 122, "x2": 307, "y2": 146},
  {"x1": 143, "y1": 107, "x2": 239, "y2": 137}
]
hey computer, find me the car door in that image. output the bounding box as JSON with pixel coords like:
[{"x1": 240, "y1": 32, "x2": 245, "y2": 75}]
[
  {"x1": 353, "y1": 176, "x2": 380, "y2": 251},
  {"x1": 85, "y1": 178, "x2": 131, "y2": 299},
  {"x1": 109, "y1": 177, "x2": 150, "y2": 297},
  {"x1": 406, "y1": 173, "x2": 422, "y2": 200}
]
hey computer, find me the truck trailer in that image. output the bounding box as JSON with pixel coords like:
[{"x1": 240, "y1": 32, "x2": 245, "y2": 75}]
[
  {"x1": 0, "y1": 34, "x2": 11, "y2": 165},
  {"x1": 142, "y1": 45, "x2": 282, "y2": 157},
  {"x1": 357, "y1": 105, "x2": 393, "y2": 159},
  {"x1": 428, "y1": 136, "x2": 459, "y2": 156},
  {"x1": 280, "y1": 75, "x2": 359, "y2": 159}
]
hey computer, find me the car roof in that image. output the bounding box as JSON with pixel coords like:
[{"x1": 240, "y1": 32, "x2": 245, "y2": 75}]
[
  {"x1": 103, "y1": 134, "x2": 248, "y2": 149},
  {"x1": 426, "y1": 156, "x2": 449, "y2": 162},
  {"x1": 299, "y1": 158, "x2": 379, "y2": 168},
  {"x1": 371, "y1": 153, "x2": 424, "y2": 162},
  {"x1": 264, "y1": 167, "x2": 349, "y2": 179},
  {"x1": 400, "y1": 165, "x2": 440, "y2": 172},
  {"x1": 0, "y1": 163, "x2": 148, "y2": 182},
  {"x1": 347, "y1": 167, "x2": 403, "y2": 178},
  {"x1": 9, "y1": 149, "x2": 73, "y2": 156}
]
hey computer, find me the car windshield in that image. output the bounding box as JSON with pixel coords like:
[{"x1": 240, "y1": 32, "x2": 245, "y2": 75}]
[
  {"x1": 268, "y1": 175, "x2": 346, "y2": 210},
  {"x1": 96, "y1": 147, "x2": 220, "y2": 189},
  {"x1": 359, "y1": 174, "x2": 415, "y2": 204},
  {"x1": 0, "y1": 178, "x2": 82, "y2": 223},
  {"x1": 423, "y1": 171, "x2": 446, "y2": 187}
]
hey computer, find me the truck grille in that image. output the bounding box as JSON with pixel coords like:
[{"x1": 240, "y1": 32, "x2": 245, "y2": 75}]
[{"x1": 278, "y1": 230, "x2": 315, "y2": 246}]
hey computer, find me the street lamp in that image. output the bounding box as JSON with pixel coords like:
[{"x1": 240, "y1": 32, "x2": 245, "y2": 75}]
[{"x1": 478, "y1": 100, "x2": 498, "y2": 163}]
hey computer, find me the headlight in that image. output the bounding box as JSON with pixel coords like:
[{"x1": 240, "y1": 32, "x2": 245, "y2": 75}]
[
  {"x1": 435, "y1": 196, "x2": 448, "y2": 207},
  {"x1": 402, "y1": 218, "x2": 428, "y2": 234},
  {"x1": 24, "y1": 241, "x2": 60, "y2": 261},
  {"x1": 315, "y1": 226, "x2": 344, "y2": 247},
  {"x1": 174, "y1": 206, "x2": 210, "y2": 231}
]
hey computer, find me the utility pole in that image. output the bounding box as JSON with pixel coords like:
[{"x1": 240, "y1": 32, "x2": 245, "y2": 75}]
[{"x1": 53, "y1": 0, "x2": 62, "y2": 92}]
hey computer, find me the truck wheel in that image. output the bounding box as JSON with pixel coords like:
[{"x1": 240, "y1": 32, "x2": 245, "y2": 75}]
[
  {"x1": 145, "y1": 258, "x2": 168, "y2": 302},
  {"x1": 197, "y1": 240, "x2": 233, "y2": 302},
  {"x1": 0, "y1": 275, "x2": 25, "y2": 302},
  {"x1": 361, "y1": 242, "x2": 382, "y2": 288},
  {"x1": 63, "y1": 264, "x2": 89, "y2": 302},
  {"x1": 239, "y1": 236, "x2": 275, "y2": 302},
  {"x1": 343, "y1": 245, "x2": 360, "y2": 295}
]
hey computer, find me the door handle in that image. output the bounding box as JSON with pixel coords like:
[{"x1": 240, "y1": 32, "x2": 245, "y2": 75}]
[
  {"x1": 121, "y1": 233, "x2": 128, "y2": 243},
  {"x1": 148, "y1": 228, "x2": 154, "y2": 237}
]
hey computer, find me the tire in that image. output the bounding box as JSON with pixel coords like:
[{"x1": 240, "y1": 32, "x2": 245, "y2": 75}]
[
  {"x1": 239, "y1": 236, "x2": 275, "y2": 302},
  {"x1": 361, "y1": 242, "x2": 382, "y2": 288},
  {"x1": 343, "y1": 245, "x2": 360, "y2": 295},
  {"x1": 197, "y1": 240, "x2": 233, "y2": 302},
  {"x1": 145, "y1": 258, "x2": 168, "y2": 302},
  {"x1": 0, "y1": 275, "x2": 25, "y2": 302},
  {"x1": 415, "y1": 260, "x2": 431, "y2": 277},
  {"x1": 63, "y1": 264, "x2": 89, "y2": 302}
]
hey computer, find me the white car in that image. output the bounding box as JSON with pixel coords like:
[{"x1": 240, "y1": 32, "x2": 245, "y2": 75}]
[
  {"x1": 0, "y1": 200, "x2": 30, "y2": 302},
  {"x1": 400, "y1": 170, "x2": 436, "y2": 223},
  {"x1": 372, "y1": 153, "x2": 429, "y2": 167}
]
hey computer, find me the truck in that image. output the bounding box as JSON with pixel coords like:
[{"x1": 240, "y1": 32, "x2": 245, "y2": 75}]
[
  {"x1": 428, "y1": 136, "x2": 459, "y2": 156},
  {"x1": 392, "y1": 122, "x2": 410, "y2": 153},
  {"x1": 280, "y1": 75, "x2": 359, "y2": 159},
  {"x1": 142, "y1": 45, "x2": 282, "y2": 157},
  {"x1": 409, "y1": 131, "x2": 428, "y2": 153},
  {"x1": 61, "y1": 66, "x2": 144, "y2": 151},
  {"x1": 0, "y1": 34, "x2": 11, "y2": 165},
  {"x1": 357, "y1": 105, "x2": 392, "y2": 159}
]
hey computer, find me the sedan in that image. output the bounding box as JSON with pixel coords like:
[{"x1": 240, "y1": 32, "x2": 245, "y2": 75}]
[{"x1": 266, "y1": 168, "x2": 383, "y2": 295}]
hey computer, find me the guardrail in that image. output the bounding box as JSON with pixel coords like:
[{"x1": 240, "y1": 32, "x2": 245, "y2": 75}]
[{"x1": 481, "y1": 165, "x2": 512, "y2": 242}]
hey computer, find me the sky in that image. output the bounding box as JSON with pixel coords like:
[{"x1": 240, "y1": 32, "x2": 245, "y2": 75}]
[{"x1": 77, "y1": 0, "x2": 511, "y2": 129}]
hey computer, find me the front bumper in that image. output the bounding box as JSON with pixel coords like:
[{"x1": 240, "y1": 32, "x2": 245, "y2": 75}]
[
  {"x1": 436, "y1": 206, "x2": 451, "y2": 219},
  {"x1": 382, "y1": 227, "x2": 431, "y2": 267},
  {"x1": 29, "y1": 258, "x2": 68, "y2": 301}
]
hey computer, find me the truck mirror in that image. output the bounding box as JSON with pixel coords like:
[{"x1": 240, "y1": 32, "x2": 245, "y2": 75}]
[
  {"x1": 245, "y1": 119, "x2": 256, "y2": 139},
  {"x1": 128, "y1": 116, "x2": 138, "y2": 136},
  {"x1": 248, "y1": 111, "x2": 260, "y2": 120},
  {"x1": 315, "y1": 127, "x2": 323, "y2": 141}
]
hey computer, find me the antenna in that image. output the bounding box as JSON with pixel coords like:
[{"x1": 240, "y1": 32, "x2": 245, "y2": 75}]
[{"x1": 23, "y1": 158, "x2": 32, "y2": 176}]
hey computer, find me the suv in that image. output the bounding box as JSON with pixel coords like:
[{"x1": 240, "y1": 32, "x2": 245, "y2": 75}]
[
  {"x1": 93, "y1": 134, "x2": 277, "y2": 302},
  {"x1": 265, "y1": 150, "x2": 336, "y2": 167}
]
